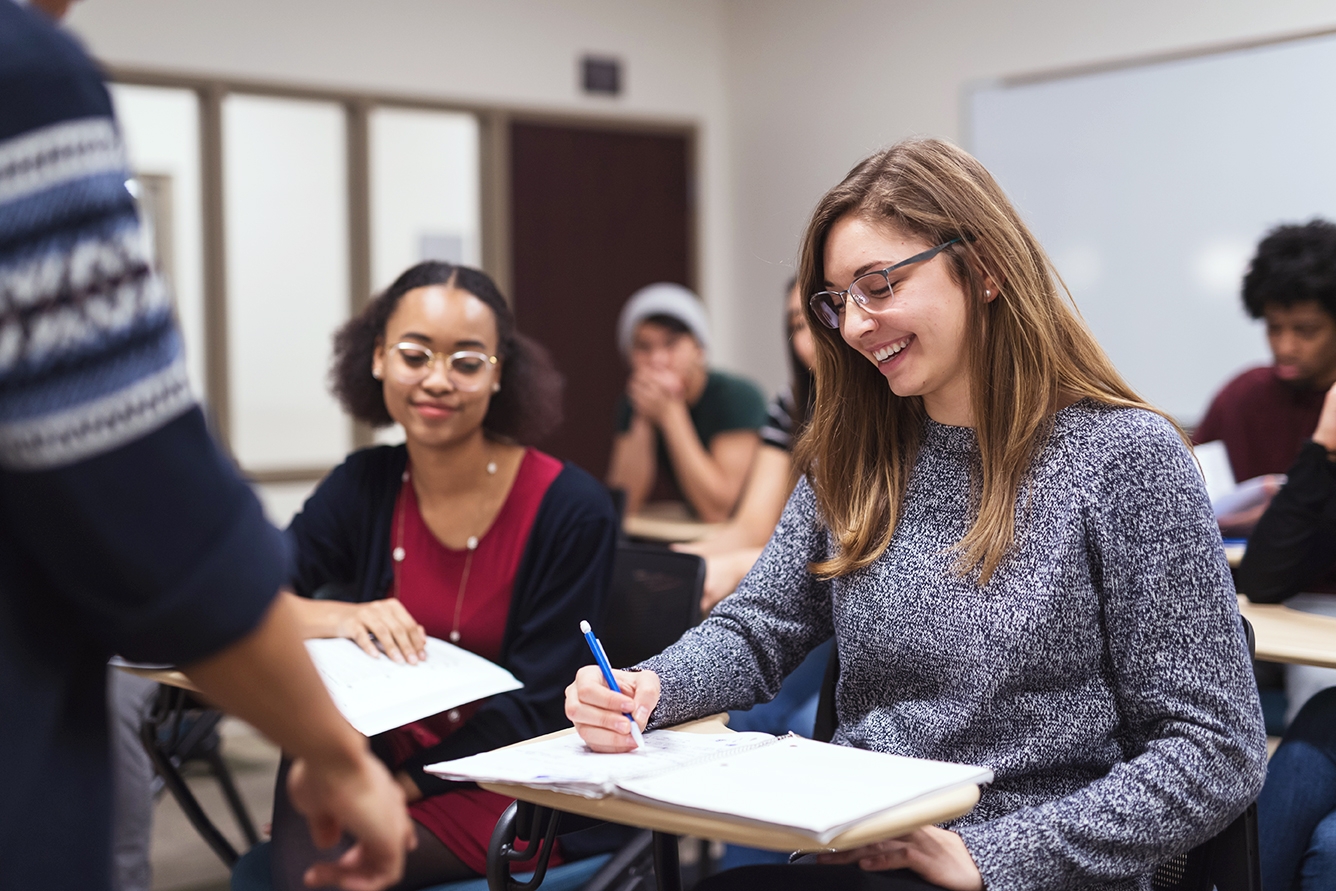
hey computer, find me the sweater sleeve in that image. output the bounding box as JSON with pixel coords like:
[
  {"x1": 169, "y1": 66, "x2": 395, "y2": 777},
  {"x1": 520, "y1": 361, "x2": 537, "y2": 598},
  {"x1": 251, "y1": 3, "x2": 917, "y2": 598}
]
[
  {"x1": 638, "y1": 477, "x2": 834, "y2": 728},
  {"x1": 285, "y1": 457, "x2": 365, "y2": 599},
  {"x1": 1236, "y1": 441, "x2": 1336, "y2": 603},
  {"x1": 957, "y1": 414, "x2": 1268, "y2": 889},
  {"x1": 0, "y1": 11, "x2": 280, "y2": 664},
  {"x1": 400, "y1": 466, "x2": 618, "y2": 794}
]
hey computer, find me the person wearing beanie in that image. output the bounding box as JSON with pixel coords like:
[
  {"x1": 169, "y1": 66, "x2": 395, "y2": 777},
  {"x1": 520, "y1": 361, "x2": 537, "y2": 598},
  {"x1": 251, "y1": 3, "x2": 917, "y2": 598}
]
[{"x1": 607, "y1": 283, "x2": 768, "y2": 522}]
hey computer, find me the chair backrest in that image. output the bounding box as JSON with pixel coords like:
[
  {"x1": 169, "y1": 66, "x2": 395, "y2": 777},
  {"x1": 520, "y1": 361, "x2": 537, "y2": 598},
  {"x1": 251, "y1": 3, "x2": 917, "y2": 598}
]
[
  {"x1": 812, "y1": 620, "x2": 1261, "y2": 890},
  {"x1": 598, "y1": 543, "x2": 704, "y2": 669}
]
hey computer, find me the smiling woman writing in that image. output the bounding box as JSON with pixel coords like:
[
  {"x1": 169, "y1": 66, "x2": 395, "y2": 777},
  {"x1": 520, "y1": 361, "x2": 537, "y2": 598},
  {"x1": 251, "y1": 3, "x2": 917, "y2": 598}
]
[
  {"x1": 268, "y1": 262, "x2": 619, "y2": 890},
  {"x1": 565, "y1": 139, "x2": 1266, "y2": 890}
]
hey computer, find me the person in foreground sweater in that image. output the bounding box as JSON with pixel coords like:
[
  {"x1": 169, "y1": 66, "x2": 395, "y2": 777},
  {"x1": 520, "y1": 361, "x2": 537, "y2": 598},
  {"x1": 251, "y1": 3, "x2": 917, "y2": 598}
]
[
  {"x1": 268, "y1": 261, "x2": 618, "y2": 890},
  {"x1": 0, "y1": 3, "x2": 413, "y2": 889},
  {"x1": 565, "y1": 138, "x2": 1266, "y2": 891}
]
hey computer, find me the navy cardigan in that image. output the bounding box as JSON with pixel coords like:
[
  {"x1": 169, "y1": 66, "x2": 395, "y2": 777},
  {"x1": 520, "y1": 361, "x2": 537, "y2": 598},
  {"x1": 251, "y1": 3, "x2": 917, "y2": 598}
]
[{"x1": 286, "y1": 445, "x2": 618, "y2": 795}]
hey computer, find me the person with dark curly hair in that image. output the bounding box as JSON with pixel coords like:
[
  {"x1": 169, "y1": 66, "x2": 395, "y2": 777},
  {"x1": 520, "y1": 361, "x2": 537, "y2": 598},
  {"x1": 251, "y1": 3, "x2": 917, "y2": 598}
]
[
  {"x1": 1195, "y1": 220, "x2": 1336, "y2": 533},
  {"x1": 266, "y1": 261, "x2": 620, "y2": 889}
]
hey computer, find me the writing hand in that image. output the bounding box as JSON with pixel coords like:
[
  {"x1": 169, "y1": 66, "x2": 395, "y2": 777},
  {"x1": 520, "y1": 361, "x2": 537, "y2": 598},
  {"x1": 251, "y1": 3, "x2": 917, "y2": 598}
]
[
  {"x1": 816, "y1": 827, "x2": 982, "y2": 890},
  {"x1": 565, "y1": 665, "x2": 660, "y2": 752}
]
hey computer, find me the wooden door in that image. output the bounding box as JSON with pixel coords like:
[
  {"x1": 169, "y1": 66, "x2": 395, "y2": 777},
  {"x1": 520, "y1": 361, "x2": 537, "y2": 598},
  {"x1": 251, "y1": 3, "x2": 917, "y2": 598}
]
[{"x1": 509, "y1": 121, "x2": 692, "y2": 479}]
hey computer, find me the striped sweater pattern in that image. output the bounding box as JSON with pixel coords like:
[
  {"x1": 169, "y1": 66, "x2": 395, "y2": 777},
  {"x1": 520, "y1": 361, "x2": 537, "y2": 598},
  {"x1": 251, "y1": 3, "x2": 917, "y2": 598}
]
[{"x1": 0, "y1": 114, "x2": 192, "y2": 470}]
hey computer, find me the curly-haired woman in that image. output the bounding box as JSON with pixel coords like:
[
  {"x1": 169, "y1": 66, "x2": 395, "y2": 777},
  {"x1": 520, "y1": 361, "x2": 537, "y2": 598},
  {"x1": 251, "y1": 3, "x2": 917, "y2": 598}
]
[
  {"x1": 268, "y1": 261, "x2": 619, "y2": 890},
  {"x1": 565, "y1": 139, "x2": 1266, "y2": 890}
]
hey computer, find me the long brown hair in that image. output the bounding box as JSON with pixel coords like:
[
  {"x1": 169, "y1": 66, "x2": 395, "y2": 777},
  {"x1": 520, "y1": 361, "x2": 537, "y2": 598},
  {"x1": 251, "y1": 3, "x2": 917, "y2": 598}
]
[{"x1": 794, "y1": 138, "x2": 1170, "y2": 584}]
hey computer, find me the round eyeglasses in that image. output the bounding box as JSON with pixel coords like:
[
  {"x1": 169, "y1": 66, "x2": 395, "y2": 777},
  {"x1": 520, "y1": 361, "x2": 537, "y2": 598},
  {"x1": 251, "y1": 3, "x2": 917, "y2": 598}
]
[
  {"x1": 809, "y1": 238, "x2": 961, "y2": 329},
  {"x1": 386, "y1": 342, "x2": 498, "y2": 391}
]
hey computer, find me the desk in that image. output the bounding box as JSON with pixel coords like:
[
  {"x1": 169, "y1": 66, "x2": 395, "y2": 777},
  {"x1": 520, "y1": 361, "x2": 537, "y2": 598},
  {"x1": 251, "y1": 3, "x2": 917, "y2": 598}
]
[
  {"x1": 116, "y1": 663, "x2": 198, "y2": 693},
  {"x1": 478, "y1": 716, "x2": 983, "y2": 854},
  {"x1": 622, "y1": 515, "x2": 722, "y2": 544},
  {"x1": 112, "y1": 663, "x2": 257, "y2": 866},
  {"x1": 1238, "y1": 595, "x2": 1336, "y2": 670}
]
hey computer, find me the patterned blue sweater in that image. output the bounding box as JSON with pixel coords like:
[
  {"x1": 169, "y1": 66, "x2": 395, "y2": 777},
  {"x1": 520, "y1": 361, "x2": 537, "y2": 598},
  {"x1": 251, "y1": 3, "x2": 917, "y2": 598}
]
[
  {"x1": 641, "y1": 401, "x2": 1268, "y2": 889},
  {"x1": 0, "y1": 6, "x2": 283, "y2": 888}
]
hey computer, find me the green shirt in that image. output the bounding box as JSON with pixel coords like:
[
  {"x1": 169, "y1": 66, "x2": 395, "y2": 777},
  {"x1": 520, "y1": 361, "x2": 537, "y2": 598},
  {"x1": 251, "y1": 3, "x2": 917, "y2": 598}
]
[{"x1": 615, "y1": 370, "x2": 768, "y2": 505}]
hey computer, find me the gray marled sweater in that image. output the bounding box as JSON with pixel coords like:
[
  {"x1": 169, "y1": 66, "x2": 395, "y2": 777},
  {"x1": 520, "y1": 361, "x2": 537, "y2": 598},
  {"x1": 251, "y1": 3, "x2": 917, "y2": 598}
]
[{"x1": 639, "y1": 401, "x2": 1267, "y2": 890}]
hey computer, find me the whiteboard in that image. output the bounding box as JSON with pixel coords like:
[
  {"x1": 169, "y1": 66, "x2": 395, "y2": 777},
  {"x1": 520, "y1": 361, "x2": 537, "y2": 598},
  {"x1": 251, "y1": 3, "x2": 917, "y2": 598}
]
[{"x1": 968, "y1": 32, "x2": 1336, "y2": 425}]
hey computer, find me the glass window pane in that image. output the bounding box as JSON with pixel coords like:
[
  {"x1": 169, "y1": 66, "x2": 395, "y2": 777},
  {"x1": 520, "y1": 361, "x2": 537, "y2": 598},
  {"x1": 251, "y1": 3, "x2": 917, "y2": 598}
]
[
  {"x1": 108, "y1": 84, "x2": 207, "y2": 403},
  {"x1": 370, "y1": 107, "x2": 481, "y2": 290},
  {"x1": 223, "y1": 95, "x2": 350, "y2": 471}
]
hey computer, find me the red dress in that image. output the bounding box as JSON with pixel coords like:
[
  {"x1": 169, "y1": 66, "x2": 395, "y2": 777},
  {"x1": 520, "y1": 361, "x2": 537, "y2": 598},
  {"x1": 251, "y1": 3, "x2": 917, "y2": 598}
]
[{"x1": 380, "y1": 448, "x2": 564, "y2": 874}]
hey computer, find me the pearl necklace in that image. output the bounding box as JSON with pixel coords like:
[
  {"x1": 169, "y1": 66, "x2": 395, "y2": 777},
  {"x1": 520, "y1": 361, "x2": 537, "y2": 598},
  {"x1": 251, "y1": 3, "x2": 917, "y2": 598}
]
[{"x1": 392, "y1": 456, "x2": 499, "y2": 644}]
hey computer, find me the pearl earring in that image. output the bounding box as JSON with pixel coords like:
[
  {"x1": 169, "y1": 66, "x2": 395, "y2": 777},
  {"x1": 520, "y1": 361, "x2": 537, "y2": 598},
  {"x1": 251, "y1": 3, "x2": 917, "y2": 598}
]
[
  {"x1": 492, "y1": 382, "x2": 501, "y2": 393},
  {"x1": 984, "y1": 289, "x2": 991, "y2": 297},
  {"x1": 372, "y1": 369, "x2": 383, "y2": 380}
]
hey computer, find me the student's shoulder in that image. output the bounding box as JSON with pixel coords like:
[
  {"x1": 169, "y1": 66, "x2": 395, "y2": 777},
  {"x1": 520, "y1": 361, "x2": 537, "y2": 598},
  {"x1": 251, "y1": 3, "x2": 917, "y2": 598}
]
[
  {"x1": 537, "y1": 455, "x2": 617, "y2": 526},
  {"x1": 1055, "y1": 400, "x2": 1187, "y2": 467},
  {"x1": 1210, "y1": 365, "x2": 1277, "y2": 405},
  {"x1": 703, "y1": 370, "x2": 768, "y2": 426},
  {"x1": 707, "y1": 369, "x2": 766, "y2": 402},
  {"x1": 0, "y1": 4, "x2": 113, "y2": 140},
  {"x1": 316, "y1": 444, "x2": 407, "y2": 496}
]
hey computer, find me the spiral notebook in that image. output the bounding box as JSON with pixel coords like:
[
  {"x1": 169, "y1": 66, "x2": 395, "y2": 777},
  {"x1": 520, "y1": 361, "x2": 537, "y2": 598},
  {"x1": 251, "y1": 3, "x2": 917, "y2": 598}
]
[{"x1": 427, "y1": 730, "x2": 992, "y2": 843}]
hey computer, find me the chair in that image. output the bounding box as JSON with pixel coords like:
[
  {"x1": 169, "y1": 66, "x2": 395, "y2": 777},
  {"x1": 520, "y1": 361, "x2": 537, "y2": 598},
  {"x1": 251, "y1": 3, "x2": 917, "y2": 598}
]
[
  {"x1": 233, "y1": 545, "x2": 705, "y2": 891},
  {"x1": 1149, "y1": 615, "x2": 1262, "y2": 891},
  {"x1": 140, "y1": 684, "x2": 260, "y2": 867},
  {"x1": 475, "y1": 543, "x2": 705, "y2": 890},
  {"x1": 599, "y1": 542, "x2": 704, "y2": 669}
]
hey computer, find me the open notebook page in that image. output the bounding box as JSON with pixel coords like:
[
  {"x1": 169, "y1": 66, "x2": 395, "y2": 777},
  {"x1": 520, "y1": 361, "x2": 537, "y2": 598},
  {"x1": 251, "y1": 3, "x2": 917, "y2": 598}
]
[
  {"x1": 307, "y1": 636, "x2": 521, "y2": 736},
  {"x1": 427, "y1": 729, "x2": 777, "y2": 797},
  {"x1": 616, "y1": 735, "x2": 994, "y2": 843}
]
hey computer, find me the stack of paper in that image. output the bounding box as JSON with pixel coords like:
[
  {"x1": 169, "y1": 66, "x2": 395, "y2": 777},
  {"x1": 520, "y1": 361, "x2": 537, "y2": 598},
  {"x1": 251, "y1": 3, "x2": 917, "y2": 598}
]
[{"x1": 428, "y1": 730, "x2": 992, "y2": 844}]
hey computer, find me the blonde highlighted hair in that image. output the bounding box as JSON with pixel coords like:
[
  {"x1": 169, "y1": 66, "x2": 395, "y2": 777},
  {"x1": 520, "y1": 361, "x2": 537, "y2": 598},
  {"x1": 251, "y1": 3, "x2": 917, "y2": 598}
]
[{"x1": 794, "y1": 138, "x2": 1172, "y2": 584}]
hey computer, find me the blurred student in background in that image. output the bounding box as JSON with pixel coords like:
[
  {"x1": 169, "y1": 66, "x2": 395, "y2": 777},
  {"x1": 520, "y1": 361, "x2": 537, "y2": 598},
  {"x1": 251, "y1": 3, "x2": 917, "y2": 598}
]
[
  {"x1": 1195, "y1": 220, "x2": 1336, "y2": 534},
  {"x1": 0, "y1": 3, "x2": 413, "y2": 889},
  {"x1": 269, "y1": 262, "x2": 619, "y2": 889},
  {"x1": 674, "y1": 279, "x2": 833, "y2": 869},
  {"x1": 606, "y1": 283, "x2": 767, "y2": 522},
  {"x1": 1241, "y1": 382, "x2": 1336, "y2": 889}
]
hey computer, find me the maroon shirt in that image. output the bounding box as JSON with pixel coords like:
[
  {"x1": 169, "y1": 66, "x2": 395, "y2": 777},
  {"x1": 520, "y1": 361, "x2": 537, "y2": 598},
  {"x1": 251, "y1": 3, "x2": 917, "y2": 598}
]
[{"x1": 1193, "y1": 366, "x2": 1325, "y2": 481}]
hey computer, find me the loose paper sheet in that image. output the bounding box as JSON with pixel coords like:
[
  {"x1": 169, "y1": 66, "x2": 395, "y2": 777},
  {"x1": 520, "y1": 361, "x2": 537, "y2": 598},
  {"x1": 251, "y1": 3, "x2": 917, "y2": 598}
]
[{"x1": 306, "y1": 636, "x2": 522, "y2": 736}]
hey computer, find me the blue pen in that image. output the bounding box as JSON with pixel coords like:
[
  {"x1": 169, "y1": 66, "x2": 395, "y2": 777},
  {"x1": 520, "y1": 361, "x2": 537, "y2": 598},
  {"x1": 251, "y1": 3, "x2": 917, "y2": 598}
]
[{"x1": 580, "y1": 620, "x2": 645, "y2": 749}]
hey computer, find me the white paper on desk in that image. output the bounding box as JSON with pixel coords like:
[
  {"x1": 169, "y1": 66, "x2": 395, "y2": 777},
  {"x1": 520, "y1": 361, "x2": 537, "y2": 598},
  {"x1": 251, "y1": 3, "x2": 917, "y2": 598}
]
[
  {"x1": 426, "y1": 730, "x2": 777, "y2": 797},
  {"x1": 616, "y1": 735, "x2": 994, "y2": 843},
  {"x1": 307, "y1": 637, "x2": 522, "y2": 737}
]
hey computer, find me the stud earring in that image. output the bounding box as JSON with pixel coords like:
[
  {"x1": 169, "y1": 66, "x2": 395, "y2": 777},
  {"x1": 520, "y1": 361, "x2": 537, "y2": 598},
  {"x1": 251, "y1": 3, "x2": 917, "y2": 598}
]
[
  {"x1": 372, "y1": 369, "x2": 383, "y2": 380},
  {"x1": 984, "y1": 289, "x2": 991, "y2": 297},
  {"x1": 492, "y1": 382, "x2": 501, "y2": 393}
]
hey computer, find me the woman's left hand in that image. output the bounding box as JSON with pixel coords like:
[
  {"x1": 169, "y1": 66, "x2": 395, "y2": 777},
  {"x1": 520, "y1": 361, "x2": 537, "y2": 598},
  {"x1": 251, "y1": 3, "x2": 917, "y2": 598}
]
[{"x1": 815, "y1": 827, "x2": 983, "y2": 890}]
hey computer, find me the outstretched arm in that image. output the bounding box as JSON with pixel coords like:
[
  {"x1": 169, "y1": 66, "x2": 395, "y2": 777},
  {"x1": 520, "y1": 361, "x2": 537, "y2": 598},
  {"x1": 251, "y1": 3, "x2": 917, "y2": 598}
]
[{"x1": 187, "y1": 595, "x2": 415, "y2": 890}]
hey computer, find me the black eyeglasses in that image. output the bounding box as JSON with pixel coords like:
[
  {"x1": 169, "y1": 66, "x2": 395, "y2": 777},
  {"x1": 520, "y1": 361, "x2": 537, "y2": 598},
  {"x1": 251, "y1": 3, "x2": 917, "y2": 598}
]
[{"x1": 809, "y1": 238, "x2": 961, "y2": 329}]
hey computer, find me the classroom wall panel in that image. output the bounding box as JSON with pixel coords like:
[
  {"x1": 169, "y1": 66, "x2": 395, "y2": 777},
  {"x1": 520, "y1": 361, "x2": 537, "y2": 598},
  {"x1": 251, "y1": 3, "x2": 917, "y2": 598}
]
[
  {"x1": 222, "y1": 94, "x2": 351, "y2": 472},
  {"x1": 107, "y1": 84, "x2": 207, "y2": 403}
]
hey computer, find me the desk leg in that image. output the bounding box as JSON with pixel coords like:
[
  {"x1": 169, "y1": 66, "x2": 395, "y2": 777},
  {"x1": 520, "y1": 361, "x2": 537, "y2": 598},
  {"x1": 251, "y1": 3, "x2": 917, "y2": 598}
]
[
  {"x1": 139, "y1": 717, "x2": 240, "y2": 867},
  {"x1": 652, "y1": 832, "x2": 681, "y2": 891}
]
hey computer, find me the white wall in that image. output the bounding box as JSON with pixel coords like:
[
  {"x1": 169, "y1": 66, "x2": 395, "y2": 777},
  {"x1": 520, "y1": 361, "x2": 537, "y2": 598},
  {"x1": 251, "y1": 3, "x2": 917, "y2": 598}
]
[
  {"x1": 69, "y1": 0, "x2": 1336, "y2": 404},
  {"x1": 64, "y1": 0, "x2": 740, "y2": 371},
  {"x1": 721, "y1": 0, "x2": 1336, "y2": 399}
]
